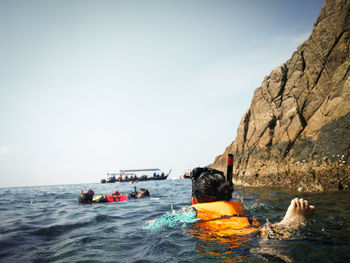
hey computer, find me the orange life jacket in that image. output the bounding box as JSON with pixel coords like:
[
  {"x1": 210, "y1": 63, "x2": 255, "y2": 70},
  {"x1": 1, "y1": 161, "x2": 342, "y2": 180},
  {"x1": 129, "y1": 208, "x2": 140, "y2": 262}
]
[{"x1": 192, "y1": 201, "x2": 260, "y2": 237}]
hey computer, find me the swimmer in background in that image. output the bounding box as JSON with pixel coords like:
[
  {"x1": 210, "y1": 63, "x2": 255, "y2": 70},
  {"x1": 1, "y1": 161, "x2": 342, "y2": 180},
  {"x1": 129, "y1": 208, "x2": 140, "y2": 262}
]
[
  {"x1": 145, "y1": 161, "x2": 315, "y2": 241},
  {"x1": 78, "y1": 187, "x2": 150, "y2": 203},
  {"x1": 128, "y1": 187, "x2": 150, "y2": 199}
]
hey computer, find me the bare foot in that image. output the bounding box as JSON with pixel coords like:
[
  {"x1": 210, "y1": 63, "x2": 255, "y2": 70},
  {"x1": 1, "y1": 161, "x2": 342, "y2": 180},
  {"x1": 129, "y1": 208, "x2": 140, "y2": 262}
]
[{"x1": 278, "y1": 198, "x2": 315, "y2": 227}]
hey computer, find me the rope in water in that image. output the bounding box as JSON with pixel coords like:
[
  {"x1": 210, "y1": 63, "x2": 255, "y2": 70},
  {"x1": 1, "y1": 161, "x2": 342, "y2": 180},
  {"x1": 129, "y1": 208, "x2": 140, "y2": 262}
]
[{"x1": 143, "y1": 207, "x2": 200, "y2": 231}]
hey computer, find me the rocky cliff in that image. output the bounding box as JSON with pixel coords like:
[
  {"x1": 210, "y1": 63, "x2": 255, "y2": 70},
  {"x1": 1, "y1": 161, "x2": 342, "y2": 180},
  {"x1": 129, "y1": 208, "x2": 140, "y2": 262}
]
[{"x1": 209, "y1": 0, "x2": 350, "y2": 192}]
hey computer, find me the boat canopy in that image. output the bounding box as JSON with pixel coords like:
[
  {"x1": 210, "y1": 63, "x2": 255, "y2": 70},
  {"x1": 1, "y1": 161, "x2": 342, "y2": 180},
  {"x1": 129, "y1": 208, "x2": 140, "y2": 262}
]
[
  {"x1": 120, "y1": 168, "x2": 160, "y2": 173},
  {"x1": 107, "y1": 169, "x2": 161, "y2": 176},
  {"x1": 107, "y1": 172, "x2": 135, "y2": 176}
]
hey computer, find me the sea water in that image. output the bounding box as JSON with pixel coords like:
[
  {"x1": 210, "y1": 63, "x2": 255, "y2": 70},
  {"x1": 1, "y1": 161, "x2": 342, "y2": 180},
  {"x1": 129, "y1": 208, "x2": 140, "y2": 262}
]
[{"x1": 0, "y1": 179, "x2": 349, "y2": 263}]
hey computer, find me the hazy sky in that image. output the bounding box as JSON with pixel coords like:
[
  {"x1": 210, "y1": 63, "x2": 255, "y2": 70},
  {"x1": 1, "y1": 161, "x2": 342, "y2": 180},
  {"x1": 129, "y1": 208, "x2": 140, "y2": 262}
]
[{"x1": 0, "y1": 0, "x2": 325, "y2": 187}]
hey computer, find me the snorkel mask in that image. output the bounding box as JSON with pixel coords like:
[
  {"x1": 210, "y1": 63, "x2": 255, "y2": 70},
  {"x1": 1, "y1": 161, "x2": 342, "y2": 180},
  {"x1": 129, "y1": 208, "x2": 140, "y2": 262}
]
[
  {"x1": 190, "y1": 167, "x2": 226, "y2": 202},
  {"x1": 190, "y1": 155, "x2": 234, "y2": 203}
]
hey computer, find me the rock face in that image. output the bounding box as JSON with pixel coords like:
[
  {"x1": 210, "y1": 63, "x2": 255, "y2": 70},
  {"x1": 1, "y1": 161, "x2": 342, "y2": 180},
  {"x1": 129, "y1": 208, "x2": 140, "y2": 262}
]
[{"x1": 209, "y1": 0, "x2": 350, "y2": 192}]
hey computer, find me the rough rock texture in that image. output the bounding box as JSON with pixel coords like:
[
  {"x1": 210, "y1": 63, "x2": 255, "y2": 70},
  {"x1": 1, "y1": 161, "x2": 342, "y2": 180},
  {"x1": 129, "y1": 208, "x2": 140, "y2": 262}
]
[{"x1": 209, "y1": 0, "x2": 350, "y2": 192}]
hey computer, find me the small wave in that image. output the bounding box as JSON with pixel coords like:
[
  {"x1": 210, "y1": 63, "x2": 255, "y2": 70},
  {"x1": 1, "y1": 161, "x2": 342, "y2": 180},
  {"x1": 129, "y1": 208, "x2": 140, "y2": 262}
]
[
  {"x1": 49, "y1": 249, "x2": 76, "y2": 262},
  {"x1": 34, "y1": 221, "x2": 89, "y2": 237},
  {"x1": 93, "y1": 214, "x2": 112, "y2": 223}
]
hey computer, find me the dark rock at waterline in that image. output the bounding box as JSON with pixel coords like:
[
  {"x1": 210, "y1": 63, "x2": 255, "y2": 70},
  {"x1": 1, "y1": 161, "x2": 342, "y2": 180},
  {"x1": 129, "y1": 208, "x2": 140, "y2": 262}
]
[{"x1": 209, "y1": 0, "x2": 350, "y2": 192}]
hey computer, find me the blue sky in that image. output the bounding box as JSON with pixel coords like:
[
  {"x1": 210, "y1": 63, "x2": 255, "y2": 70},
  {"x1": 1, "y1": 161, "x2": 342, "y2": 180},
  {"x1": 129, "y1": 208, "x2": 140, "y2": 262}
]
[{"x1": 0, "y1": 0, "x2": 325, "y2": 187}]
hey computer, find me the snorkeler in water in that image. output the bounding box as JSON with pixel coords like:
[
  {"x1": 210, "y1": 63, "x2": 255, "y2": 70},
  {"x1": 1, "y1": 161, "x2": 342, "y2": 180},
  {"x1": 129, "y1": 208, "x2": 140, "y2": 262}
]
[
  {"x1": 128, "y1": 187, "x2": 150, "y2": 199},
  {"x1": 145, "y1": 156, "x2": 315, "y2": 241},
  {"x1": 78, "y1": 187, "x2": 150, "y2": 204},
  {"x1": 190, "y1": 166, "x2": 315, "y2": 237}
]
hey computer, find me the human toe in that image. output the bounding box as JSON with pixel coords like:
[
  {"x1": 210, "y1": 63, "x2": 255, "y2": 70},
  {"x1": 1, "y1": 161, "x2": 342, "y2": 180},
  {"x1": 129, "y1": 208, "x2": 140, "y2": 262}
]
[
  {"x1": 291, "y1": 198, "x2": 298, "y2": 207},
  {"x1": 295, "y1": 198, "x2": 302, "y2": 208},
  {"x1": 303, "y1": 199, "x2": 309, "y2": 210}
]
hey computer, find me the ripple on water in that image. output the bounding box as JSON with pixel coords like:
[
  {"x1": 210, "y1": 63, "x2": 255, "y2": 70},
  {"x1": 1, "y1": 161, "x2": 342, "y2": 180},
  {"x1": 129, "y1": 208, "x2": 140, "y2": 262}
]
[{"x1": 34, "y1": 221, "x2": 89, "y2": 237}]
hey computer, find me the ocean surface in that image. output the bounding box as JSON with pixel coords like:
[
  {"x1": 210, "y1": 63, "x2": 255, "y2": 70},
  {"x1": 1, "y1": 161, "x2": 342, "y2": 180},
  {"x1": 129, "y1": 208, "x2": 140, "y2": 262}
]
[{"x1": 0, "y1": 179, "x2": 349, "y2": 263}]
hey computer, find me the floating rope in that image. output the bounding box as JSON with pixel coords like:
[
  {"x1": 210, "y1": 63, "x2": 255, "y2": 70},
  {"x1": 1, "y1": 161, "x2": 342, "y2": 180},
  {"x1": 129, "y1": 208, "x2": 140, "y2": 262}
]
[{"x1": 143, "y1": 207, "x2": 200, "y2": 231}]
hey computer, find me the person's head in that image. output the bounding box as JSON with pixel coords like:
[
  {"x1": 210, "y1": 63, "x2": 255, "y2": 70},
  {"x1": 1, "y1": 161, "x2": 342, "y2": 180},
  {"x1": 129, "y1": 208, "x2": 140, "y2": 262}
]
[
  {"x1": 137, "y1": 188, "x2": 150, "y2": 198},
  {"x1": 78, "y1": 189, "x2": 94, "y2": 203},
  {"x1": 191, "y1": 167, "x2": 233, "y2": 204}
]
